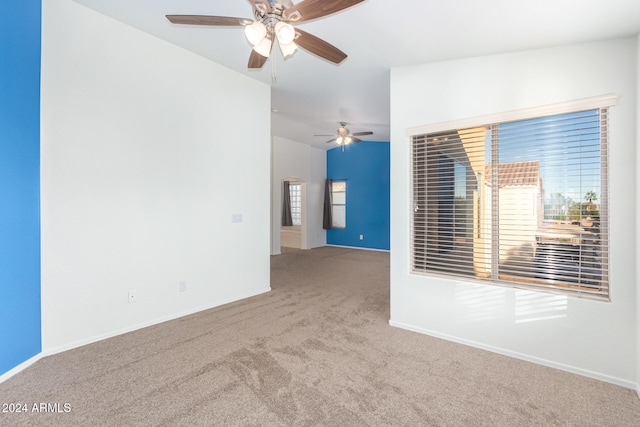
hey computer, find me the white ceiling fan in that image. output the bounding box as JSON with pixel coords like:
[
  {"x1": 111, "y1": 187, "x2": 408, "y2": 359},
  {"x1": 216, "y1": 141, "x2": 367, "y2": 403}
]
[{"x1": 316, "y1": 122, "x2": 373, "y2": 151}]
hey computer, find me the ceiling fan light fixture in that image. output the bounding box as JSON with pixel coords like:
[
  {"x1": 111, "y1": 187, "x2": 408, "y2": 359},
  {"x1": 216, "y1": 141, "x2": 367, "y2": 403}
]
[
  {"x1": 244, "y1": 21, "x2": 267, "y2": 46},
  {"x1": 253, "y1": 35, "x2": 273, "y2": 58},
  {"x1": 344, "y1": 136, "x2": 353, "y2": 145},
  {"x1": 278, "y1": 40, "x2": 298, "y2": 58},
  {"x1": 274, "y1": 21, "x2": 296, "y2": 45},
  {"x1": 336, "y1": 136, "x2": 344, "y2": 145}
]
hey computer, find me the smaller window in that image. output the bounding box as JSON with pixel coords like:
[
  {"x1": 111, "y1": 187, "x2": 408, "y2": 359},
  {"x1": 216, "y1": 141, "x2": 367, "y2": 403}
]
[
  {"x1": 332, "y1": 181, "x2": 346, "y2": 228},
  {"x1": 289, "y1": 183, "x2": 302, "y2": 226}
]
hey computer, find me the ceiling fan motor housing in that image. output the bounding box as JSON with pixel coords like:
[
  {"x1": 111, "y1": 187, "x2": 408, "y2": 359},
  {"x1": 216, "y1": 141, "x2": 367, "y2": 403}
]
[{"x1": 254, "y1": 1, "x2": 287, "y2": 23}]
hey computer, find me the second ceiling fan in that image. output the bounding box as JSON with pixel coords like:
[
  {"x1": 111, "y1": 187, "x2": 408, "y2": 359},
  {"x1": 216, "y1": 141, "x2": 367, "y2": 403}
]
[
  {"x1": 317, "y1": 122, "x2": 373, "y2": 151},
  {"x1": 166, "y1": 0, "x2": 365, "y2": 69}
]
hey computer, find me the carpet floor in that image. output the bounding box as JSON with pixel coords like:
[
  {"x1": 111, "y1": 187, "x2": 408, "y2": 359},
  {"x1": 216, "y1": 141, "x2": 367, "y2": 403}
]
[{"x1": 1, "y1": 246, "x2": 639, "y2": 426}]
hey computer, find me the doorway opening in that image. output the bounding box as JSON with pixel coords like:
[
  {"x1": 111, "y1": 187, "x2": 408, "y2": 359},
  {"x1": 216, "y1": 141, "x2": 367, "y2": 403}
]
[{"x1": 281, "y1": 178, "x2": 307, "y2": 252}]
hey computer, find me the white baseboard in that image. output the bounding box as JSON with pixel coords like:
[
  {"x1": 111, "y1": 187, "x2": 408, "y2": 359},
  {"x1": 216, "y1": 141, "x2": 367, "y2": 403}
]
[
  {"x1": 389, "y1": 319, "x2": 637, "y2": 391},
  {"x1": 326, "y1": 244, "x2": 390, "y2": 253},
  {"x1": 0, "y1": 353, "x2": 43, "y2": 384},
  {"x1": 2, "y1": 288, "x2": 271, "y2": 384},
  {"x1": 44, "y1": 287, "x2": 272, "y2": 357}
]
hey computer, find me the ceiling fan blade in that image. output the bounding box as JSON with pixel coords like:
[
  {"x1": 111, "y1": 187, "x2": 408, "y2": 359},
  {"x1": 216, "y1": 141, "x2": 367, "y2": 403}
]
[
  {"x1": 294, "y1": 29, "x2": 347, "y2": 64},
  {"x1": 325, "y1": 138, "x2": 337, "y2": 144},
  {"x1": 166, "y1": 15, "x2": 252, "y2": 26},
  {"x1": 284, "y1": 0, "x2": 365, "y2": 23},
  {"x1": 247, "y1": 0, "x2": 271, "y2": 14},
  {"x1": 351, "y1": 131, "x2": 373, "y2": 136},
  {"x1": 350, "y1": 137, "x2": 363, "y2": 143},
  {"x1": 248, "y1": 49, "x2": 269, "y2": 69}
]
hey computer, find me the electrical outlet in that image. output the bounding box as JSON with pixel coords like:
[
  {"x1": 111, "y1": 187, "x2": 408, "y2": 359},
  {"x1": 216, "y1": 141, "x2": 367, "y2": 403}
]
[
  {"x1": 128, "y1": 290, "x2": 137, "y2": 303},
  {"x1": 359, "y1": 234, "x2": 364, "y2": 240},
  {"x1": 179, "y1": 280, "x2": 187, "y2": 292}
]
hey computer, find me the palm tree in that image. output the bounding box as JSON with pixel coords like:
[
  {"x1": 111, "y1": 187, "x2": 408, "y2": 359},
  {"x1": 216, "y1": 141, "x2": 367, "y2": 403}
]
[{"x1": 585, "y1": 191, "x2": 598, "y2": 215}]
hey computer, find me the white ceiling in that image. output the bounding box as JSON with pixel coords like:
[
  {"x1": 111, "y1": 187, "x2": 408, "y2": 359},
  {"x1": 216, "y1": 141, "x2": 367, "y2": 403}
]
[{"x1": 72, "y1": 0, "x2": 640, "y2": 150}]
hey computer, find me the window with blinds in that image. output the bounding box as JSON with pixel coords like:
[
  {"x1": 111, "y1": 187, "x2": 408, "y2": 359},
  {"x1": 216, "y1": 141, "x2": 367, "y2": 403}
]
[
  {"x1": 411, "y1": 107, "x2": 609, "y2": 299},
  {"x1": 332, "y1": 181, "x2": 346, "y2": 228},
  {"x1": 289, "y1": 183, "x2": 302, "y2": 226}
]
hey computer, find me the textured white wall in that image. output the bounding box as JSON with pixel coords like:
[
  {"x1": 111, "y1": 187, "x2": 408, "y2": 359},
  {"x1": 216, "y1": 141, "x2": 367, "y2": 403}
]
[
  {"x1": 271, "y1": 137, "x2": 326, "y2": 254},
  {"x1": 41, "y1": 0, "x2": 271, "y2": 352},
  {"x1": 390, "y1": 38, "x2": 637, "y2": 388}
]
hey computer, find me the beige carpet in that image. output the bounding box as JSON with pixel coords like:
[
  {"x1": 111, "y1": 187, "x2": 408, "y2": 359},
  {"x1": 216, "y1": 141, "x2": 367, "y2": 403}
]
[{"x1": 1, "y1": 246, "x2": 639, "y2": 426}]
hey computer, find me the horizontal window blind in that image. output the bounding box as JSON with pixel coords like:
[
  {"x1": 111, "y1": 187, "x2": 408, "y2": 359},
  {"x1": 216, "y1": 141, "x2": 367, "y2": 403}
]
[
  {"x1": 332, "y1": 181, "x2": 346, "y2": 229},
  {"x1": 411, "y1": 108, "x2": 609, "y2": 299},
  {"x1": 290, "y1": 183, "x2": 302, "y2": 226}
]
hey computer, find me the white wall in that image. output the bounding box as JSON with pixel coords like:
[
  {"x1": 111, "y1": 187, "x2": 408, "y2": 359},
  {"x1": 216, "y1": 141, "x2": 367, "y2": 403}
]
[
  {"x1": 390, "y1": 38, "x2": 637, "y2": 388},
  {"x1": 636, "y1": 33, "x2": 640, "y2": 397},
  {"x1": 41, "y1": 0, "x2": 271, "y2": 352},
  {"x1": 271, "y1": 137, "x2": 326, "y2": 254}
]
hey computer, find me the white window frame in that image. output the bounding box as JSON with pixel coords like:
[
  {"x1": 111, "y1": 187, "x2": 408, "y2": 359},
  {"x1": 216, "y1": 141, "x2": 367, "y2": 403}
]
[
  {"x1": 407, "y1": 95, "x2": 616, "y2": 300},
  {"x1": 289, "y1": 183, "x2": 302, "y2": 226},
  {"x1": 332, "y1": 181, "x2": 346, "y2": 229}
]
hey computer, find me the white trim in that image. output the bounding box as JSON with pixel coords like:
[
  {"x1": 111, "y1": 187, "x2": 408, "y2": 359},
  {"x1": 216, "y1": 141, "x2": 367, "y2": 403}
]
[
  {"x1": 1, "y1": 287, "x2": 272, "y2": 384},
  {"x1": 406, "y1": 94, "x2": 618, "y2": 136},
  {"x1": 0, "y1": 353, "x2": 43, "y2": 384},
  {"x1": 389, "y1": 319, "x2": 636, "y2": 391},
  {"x1": 326, "y1": 244, "x2": 390, "y2": 253},
  {"x1": 43, "y1": 287, "x2": 271, "y2": 357},
  {"x1": 281, "y1": 177, "x2": 308, "y2": 249}
]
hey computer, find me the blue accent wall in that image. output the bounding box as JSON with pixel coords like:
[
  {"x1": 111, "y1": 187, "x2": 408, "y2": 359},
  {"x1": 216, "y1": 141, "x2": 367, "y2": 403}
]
[
  {"x1": 0, "y1": 0, "x2": 42, "y2": 375},
  {"x1": 327, "y1": 142, "x2": 390, "y2": 250}
]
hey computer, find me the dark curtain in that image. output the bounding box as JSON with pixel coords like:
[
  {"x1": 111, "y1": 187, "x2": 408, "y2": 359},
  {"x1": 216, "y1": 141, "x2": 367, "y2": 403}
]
[
  {"x1": 281, "y1": 181, "x2": 293, "y2": 226},
  {"x1": 322, "y1": 178, "x2": 333, "y2": 230}
]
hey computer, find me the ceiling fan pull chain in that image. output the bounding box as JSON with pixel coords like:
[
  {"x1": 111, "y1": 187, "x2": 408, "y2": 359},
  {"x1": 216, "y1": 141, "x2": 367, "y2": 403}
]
[{"x1": 272, "y1": 52, "x2": 277, "y2": 85}]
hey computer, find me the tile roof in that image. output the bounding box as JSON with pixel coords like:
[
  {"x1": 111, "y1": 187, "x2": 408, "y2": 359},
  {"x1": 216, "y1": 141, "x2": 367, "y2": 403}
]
[{"x1": 485, "y1": 161, "x2": 540, "y2": 188}]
